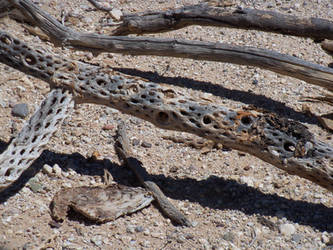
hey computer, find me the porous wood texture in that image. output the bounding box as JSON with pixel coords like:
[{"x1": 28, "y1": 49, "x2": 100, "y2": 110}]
[{"x1": 0, "y1": 31, "x2": 332, "y2": 192}]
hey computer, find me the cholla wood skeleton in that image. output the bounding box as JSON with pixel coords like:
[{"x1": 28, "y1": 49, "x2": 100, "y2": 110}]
[
  {"x1": 0, "y1": 30, "x2": 332, "y2": 193},
  {"x1": 0, "y1": 1, "x2": 332, "y2": 202}
]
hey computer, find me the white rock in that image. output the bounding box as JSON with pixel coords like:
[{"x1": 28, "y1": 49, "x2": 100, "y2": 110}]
[
  {"x1": 53, "y1": 164, "x2": 62, "y2": 177},
  {"x1": 321, "y1": 232, "x2": 330, "y2": 244},
  {"x1": 279, "y1": 223, "x2": 296, "y2": 236},
  {"x1": 42, "y1": 164, "x2": 53, "y2": 176},
  {"x1": 110, "y1": 8, "x2": 123, "y2": 21},
  {"x1": 239, "y1": 176, "x2": 254, "y2": 187}
]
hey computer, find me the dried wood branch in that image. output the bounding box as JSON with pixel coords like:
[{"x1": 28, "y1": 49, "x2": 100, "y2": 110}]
[
  {"x1": 112, "y1": 3, "x2": 333, "y2": 40},
  {"x1": 115, "y1": 122, "x2": 192, "y2": 226},
  {"x1": 0, "y1": 31, "x2": 332, "y2": 192},
  {"x1": 8, "y1": 0, "x2": 333, "y2": 92},
  {"x1": 86, "y1": 0, "x2": 113, "y2": 12}
]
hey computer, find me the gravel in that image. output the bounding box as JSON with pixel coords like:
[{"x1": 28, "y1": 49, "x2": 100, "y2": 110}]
[{"x1": 0, "y1": 0, "x2": 332, "y2": 249}]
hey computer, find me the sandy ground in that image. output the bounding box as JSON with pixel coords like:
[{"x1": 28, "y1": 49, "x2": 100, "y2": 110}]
[{"x1": 0, "y1": 0, "x2": 332, "y2": 249}]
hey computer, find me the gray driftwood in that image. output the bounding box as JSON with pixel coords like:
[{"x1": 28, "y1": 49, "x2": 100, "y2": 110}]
[
  {"x1": 115, "y1": 122, "x2": 192, "y2": 226},
  {"x1": 7, "y1": 0, "x2": 333, "y2": 92},
  {"x1": 112, "y1": 3, "x2": 333, "y2": 40}
]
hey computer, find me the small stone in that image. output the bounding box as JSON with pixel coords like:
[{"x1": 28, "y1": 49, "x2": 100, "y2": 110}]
[
  {"x1": 12, "y1": 103, "x2": 29, "y2": 118},
  {"x1": 322, "y1": 233, "x2": 330, "y2": 244},
  {"x1": 291, "y1": 233, "x2": 303, "y2": 243},
  {"x1": 135, "y1": 226, "x2": 144, "y2": 232},
  {"x1": 91, "y1": 235, "x2": 103, "y2": 247},
  {"x1": 141, "y1": 141, "x2": 152, "y2": 148},
  {"x1": 140, "y1": 240, "x2": 150, "y2": 247},
  {"x1": 132, "y1": 139, "x2": 140, "y2": 146},
  {"x1": 49, "y1": 220, "x2": 62, "y2": 228},
  {"x1": 86, "y1": 52, "x2": 93, "y2": 60},
  {"x1": 28, "y1": 180, "x2": 43, "y2": 193},
  {"x1": 198, "y1": 238, "x2": 210, "y2": 249},
  {"x1": 102, "y1": 124, "x2": 114, "y2": 130},
  {"x1": 327, "y1": 235, "x2": 333, "y2": 245},
  {"x1": 42, "y1": 164, "x2": 53, "y2": 177},
  {"x1": 279, "y1": 223, "x2": 296, "y2": 236},
  {"x1": 252, "y1": 79, "x2": 259, "y2": 85},
  {"x1": 110, "y1": 8, "x2": 123, "y2": 21},
  {"x1": 169, "y1": 166, "x2": 178, "y2": 173},
  {"x1": 191, "y1": 221, "x2": 198, "y2": 227},
  {"x1": 222, "y1": 232, "x2": 235, "y2": 242},
  {"x1": 126, "y1": 225, "x2": 135, "y2": 234},
  {"x1": 243, "y1": 165, "x2": 251, "y2": 171},
  {"x1": 239, "y1": 176, "x2": 254, "y2": 187},
  {"x1": 151, "y1": 232, "x2": 161, "y2": 238},
  {"x1": 61, "y1": 182, "x2": 72, "y2": 188},
  {"x1": 53, "y1": 164, "x2": 62, "y2": 177}
]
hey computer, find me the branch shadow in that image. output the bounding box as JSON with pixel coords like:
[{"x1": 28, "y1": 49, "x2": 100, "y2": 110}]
[
  {"x1": 112, "y1": 67, "x2": 319, "y2": 125},
  {"x1": 0, "y1": 140, "x2": 331, "y2": 232}
]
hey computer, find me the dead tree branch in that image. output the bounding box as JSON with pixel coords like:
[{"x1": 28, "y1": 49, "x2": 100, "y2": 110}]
[
  {"x1": 115, "y1": 122, "x2": 192, "y2": 226},
  {"x1": 112, "y1": 3, "x2": 333, "y2": 40},
  {"x1": 7, "y1": 0, "x2": 333, "y2": 92}
]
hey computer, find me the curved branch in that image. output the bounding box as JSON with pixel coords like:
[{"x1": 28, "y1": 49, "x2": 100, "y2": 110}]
[
  {"x1": 112, "y1": 3, "x2": 333, "y2": 40},
  {"x1": 8, "y1": 0, "x2": 333, "y2": 92}
]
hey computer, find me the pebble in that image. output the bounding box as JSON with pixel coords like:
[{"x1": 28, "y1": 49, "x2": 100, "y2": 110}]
[
  {"x1": 91, "y1": 235, "x2": 103, "y2": 247},
  {"x1": 198, "y1": 238, "x2": 210, "y2": 249},
  {"x1": 11, "y1": 103, "x2": 29, "y2": 118},
  {"x1": 141, "y1": 141, "x2": 152, "y2": 148},
  {"x1": 279, "y1": 223, "x2": 296, "y2": 236},
  {"x1": 327, "y1": 235, "x2": 333, "y2": 245},
  {"x1": 53, "y1": 164, "x2": 62, "y2": 177},
  {"x1": 252, "y1": 79, "x2": 259, "y2": 85},
  {"x1": 322, "y1": 232, "x2": 333, "y2": 244},
  {"x1": 135, "y1": 226, "x2": 144, "y2": 232},
  {"x1": 132, "y1": 139, "x2": 140, "y2": 146},
  {"x1": 126, "y1": 225, "x2": 135, "y2": 234},
  {"x1": 291, "y1": 233, "x2": 303, "y2": 243},
  {"x1": 222, "y1": 232, "x2": 235, "y2": 242},
  {"x1": 239, "y1": 176, "x2": 255, "y2": 187},
  {"x1": 102, "y1": 124, "x2": 114, "y2": 130},
  {"x1": 110, "y1": 8, "x2": 123, "y2": 21},
  {"x1": 28, "y1": 179, "x2": 43, "y2": 193},
  {"x1": 42, "y1": 164, "x2": 53, "y2": 176},
  {"x1": 140, "y1": 240, "x2": 151, "y2": 247}
]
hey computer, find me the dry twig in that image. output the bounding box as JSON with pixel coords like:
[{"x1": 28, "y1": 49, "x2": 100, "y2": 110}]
[{"x1": 115, "y1": 122, "x2": 192, "y2": 226}]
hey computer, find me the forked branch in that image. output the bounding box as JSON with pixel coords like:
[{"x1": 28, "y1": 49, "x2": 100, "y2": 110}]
[{"x1": 7, "y1": 0, "x2": 333, "y2": 92}]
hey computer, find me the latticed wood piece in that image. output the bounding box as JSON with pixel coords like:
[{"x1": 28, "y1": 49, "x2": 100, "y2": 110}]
[
  {"x1": 51, "y1": 184, "x2": 154, "y2": 223},
  {"x1": 0, "y1": 31, "x2": 332, "y2": 192},
  {"x1": 0, "y1": 88, "x2": 73, "y2": 190}
]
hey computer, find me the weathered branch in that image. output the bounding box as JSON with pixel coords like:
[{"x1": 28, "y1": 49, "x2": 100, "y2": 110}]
[
  {"x1": 86, "y1": 0, "x2": 112, "y2": 12},
  {"x1": 115, "y1": 122, "x2": 191, "y2": 226},
  {"x1": 8, "y1": 0, "x2": 333, "y2": 92},
  {"x1": 0, "y1": 31, "x2": 332, "y2": 192},
  {"x1": 112, "y1": 3, "x2": 333, "y2": 40}
]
